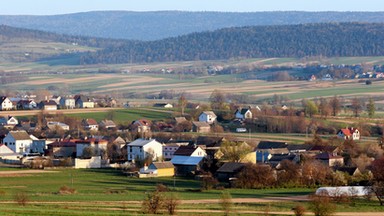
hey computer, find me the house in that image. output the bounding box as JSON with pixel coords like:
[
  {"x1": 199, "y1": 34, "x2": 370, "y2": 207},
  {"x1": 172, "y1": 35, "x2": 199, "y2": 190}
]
[
  {"x1": 287, "y1": 144, "x2": 313, "y2": 153},
  {"x1": 162, "y1": 141, "x2": 191, "y2": 160},
  {"x1": 3, "y1": 130, "x2": 33, "y2": 154},
  {"x1": 139, "y1": 162, "x2": 175, "y2": 178},
  {"x1": 51, "y1": 95, "x2": 61, "y2": 105},
  {"x1": 196, "y1": 136, "x2": 225, "y2": 160},
  {"x1": 153, "y1": 103, "x2": 173, "y2": 108},
  {"x1": 267, "y1": 154, "x2": 300, "y2": 168},
  {"x1": 309, "y1": 74, "x2": 317, "y2": 81},
  {"x1": 131, "y1": 119, "x2": 151, "y2": 134},
  {"x1": 76, "y1": 138, "x2": 108, "y2": 158},
  {"x1": 0, "y1": 144, "x2": 22, "y2": 163},
  {"x1": 171, "y1": 145, "x2": 206, "y2": 176},
  {"x1": 38, "y1": 100, "x2": 57, "y2": 111},
  {"x1": 174, "y1": 117, "x2": 187, "y2": 124},
  {"x1": 0, "y1": 96, "x2": 13, "y2": 110},
  {"x1": 0, "y1": 116, "x2": 18, "y2": 126},
  {"x1": 17, "y1": 100, "x2": 37, "y2": 110},
  {"x1": 99, "y1": 120, "x2": 116, "y2": 130},
  {"x1": 82, "y1": 119, "x2": 99, "y2": 131},
  {"x1": 30, "y1": 139, "x2": 46, "y2": 154},
  {"x1": 47, "y1": 121, "x2": 70, "y2": 131},
  {"x1": 315, "y1": 152, "x2": 344, "y2": 167},
  {"x1": 198, "y1": 111, "x2": 217, "y2": 124},
  {"x1": 216, "y1": 162, "x2": 245, "y2": 181},
  {"x1": 192, "y1": 121, "x2": 211, "y2": 133},
  {"x1": 337, "y1": 127, "x2": 360, "y2": 140},
  {"x1": 75, "y1": 95, "x2": 94, "y2": 108},
  {"x1": 46, "y1": 140, "x2": 77, "y2": 158},
  {"x1": 334, "y1": 167, "x2": 362, "y2": 177},
  {"x1": 127, "y1": 139, "x2": 162, "y2": 161},
  {"x1": 256, "y1": 141, "x2": 289, "y2": 163},
  {"x1": 112, "y1": 136, "x2": 127, "y2": 148},
  {"x1": 235, "y1": 108, "x2": 252, "y2": 120},
  {"x1": 59, "y1": 97, "x2": 76, "y2": 109}
]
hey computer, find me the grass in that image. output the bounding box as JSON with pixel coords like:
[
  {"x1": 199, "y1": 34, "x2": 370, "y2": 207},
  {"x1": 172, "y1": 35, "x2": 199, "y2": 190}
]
[
  {"x1": 66, "y1": 108, "x2": 173, "y2": 123},
  {"x1": 0, "y1": 168, "x2": 382, "y2": 215}
]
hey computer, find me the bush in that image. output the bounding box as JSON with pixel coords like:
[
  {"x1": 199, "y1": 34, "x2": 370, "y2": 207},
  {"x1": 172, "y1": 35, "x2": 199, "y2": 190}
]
[
  {"x1": 163, "y1": 193, "x2": 180, "y2": 215},
  {"x1": 292, "y1": 205, "x2": 306, "y2": 216},
  {"x1": 310, "y1": 193, "x2": 336, "y2": 216},
  {"x1": 201, "y1": 176, "x2": 218, "y2": 190},
  {"x1": 14, "y1": 192, "x2": 28, "y2": 206},
  {"x1": 142, "y1": 191, "x2": 163, "y2": 214},
  {"x1": 58, "y1": 185, "x2": 77, "y2": 195},
  {"x1": 219, "y1": 191, "x2": 233, "y2": 216},
  {"x1": 156, "y1": 183, "x2": 168, "y2": 192}
]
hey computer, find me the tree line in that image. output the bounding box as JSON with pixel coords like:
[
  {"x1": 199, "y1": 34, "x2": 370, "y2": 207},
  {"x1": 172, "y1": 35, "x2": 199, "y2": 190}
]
[{"x1": 80, "y1": 22, "x2": 384, "y2": 64}]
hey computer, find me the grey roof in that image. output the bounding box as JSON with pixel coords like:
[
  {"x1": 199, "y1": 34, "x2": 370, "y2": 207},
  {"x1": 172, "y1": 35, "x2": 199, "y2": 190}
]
[
  {"x1": 216, "y1": 162, "x2": 245, "y2": 173},
  {"x1": 150, "y1": 162, "x2": 175, "y2": 169},
  {"x1": 201, "y1": 111, "x2": 216, "y2": 117},
  {"x1": 8, "y1": 131, "x2": 31, "y2": 140},
  {"x1": 257, "y1": 141, "x2": 288, "y2": 149},
  {"x1": 127, "y1": 138, "x2": 159, "y2": 147},
  {"x1": 192, "y1": 121, "x2": 210, "y2": 128},
  {"x1": 171, "y1": 156, "x2": 204, "y2": 165}
]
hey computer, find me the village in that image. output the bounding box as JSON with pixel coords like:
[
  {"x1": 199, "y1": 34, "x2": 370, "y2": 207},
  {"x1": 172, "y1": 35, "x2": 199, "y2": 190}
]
[{"x1": 0, "y1": 91, "x2": 378, "y2": 198}]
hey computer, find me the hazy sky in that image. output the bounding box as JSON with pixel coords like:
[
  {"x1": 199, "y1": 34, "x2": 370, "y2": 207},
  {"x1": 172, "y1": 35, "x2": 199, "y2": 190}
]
[{"x1": 1, "y1": 0, "x2": 383, "y2": 15}]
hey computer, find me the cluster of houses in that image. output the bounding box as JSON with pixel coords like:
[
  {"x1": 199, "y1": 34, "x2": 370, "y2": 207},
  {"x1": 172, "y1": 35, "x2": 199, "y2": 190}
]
[
  {"x1": 0, "y1": 95, "x2": 118, "y2": 111},
  {"x1": 0, "y1": 122, "x2": 362, "y2": 179}
]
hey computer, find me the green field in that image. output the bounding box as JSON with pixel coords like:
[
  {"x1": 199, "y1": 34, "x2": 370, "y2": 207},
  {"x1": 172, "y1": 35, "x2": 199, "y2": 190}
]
[
  {"x1": 0, "y1": 168, "x2": 382, "y2": 215},
  {"x1": 67, "y1": 108, "x2": 173, "y2": 124}
]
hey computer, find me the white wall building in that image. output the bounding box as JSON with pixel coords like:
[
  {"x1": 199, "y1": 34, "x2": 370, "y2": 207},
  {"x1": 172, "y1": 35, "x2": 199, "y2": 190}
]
[
  {"x1": 3, "y1": 131, "x2": 33, "y2": 154},
  {"x1": 127, "y1": 139, "x2": 163, "y2": 161},
  {"x1": 198, "y1": 111, "x2": 217, "y2": 124}
]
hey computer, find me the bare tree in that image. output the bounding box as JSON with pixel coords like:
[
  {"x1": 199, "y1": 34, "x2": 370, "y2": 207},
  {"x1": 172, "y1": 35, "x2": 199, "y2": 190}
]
[
  {"x1": 329, "y1": 95, "x2": 341, "y2": 116},
  {"x1": 351, "y1": 97, "x2": 363, "y2": 117}
]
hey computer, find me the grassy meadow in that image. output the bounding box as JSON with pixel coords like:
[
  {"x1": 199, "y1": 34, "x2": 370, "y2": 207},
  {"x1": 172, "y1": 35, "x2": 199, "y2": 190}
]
[{"x1": 0, "y1": 168, "x2": 383, "y2": 215}]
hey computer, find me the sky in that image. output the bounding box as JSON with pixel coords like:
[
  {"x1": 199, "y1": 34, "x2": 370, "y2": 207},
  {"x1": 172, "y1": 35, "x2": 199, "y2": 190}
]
[{"x1": 1, "y1": 0, "x2": 383, "y2": 15}]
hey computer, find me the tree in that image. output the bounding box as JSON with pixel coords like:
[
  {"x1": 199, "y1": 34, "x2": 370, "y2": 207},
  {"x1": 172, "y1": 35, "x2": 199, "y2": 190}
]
[
  {"x1": 178, "y1": 94, "x2": 188, "y2": 116},
  {"x1": 351, "y1": 97, "x2": 362, "y2": 117},
  {"x1": 303, "y1": 99, "x2": 318, "y2": 118},
  {"x1": 219, "y1": 141, "x2": 252, "y2": 162},
  {"x1": 318, "y1": 97, "x2": 331, "y2": 119},
  {"x1": 81, "y1": 146, "x2": 97, "y2": 158},
  {"x1": 367, "y1": 97, "x2": 375, "y2": 118},
  {"x1": 329, "y1": 95, "x2": 341, "y2": 116},
  {"x1": 209, "y1": 89, "x2": 227, "y2": 110},
  {"x1": 236, "y1": 163, "x2": 275, "y2": 188},
  {"x1": 369, "y1": 157, "x2": 384, "y2": 205}
]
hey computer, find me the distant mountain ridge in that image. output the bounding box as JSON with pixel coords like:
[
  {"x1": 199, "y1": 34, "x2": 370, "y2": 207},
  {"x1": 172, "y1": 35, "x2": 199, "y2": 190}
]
[{"x1": 1, "y1": 11, "x2": 384, "y2": 40}]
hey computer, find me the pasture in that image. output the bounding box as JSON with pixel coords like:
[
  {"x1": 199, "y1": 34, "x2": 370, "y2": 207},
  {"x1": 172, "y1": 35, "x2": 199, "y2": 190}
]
[{"x1": 0, "y1": 168, "x2": 382, "y2": 215}]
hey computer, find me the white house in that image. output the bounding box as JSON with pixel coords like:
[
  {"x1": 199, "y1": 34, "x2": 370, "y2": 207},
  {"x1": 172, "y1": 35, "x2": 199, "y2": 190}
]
[
  {"x1": 82, "y1": 119, "x2": 99, "y2": 131},
  {"x1": 17, "y1": 100, "x2": 37, "y2": 110},
  {"x1": 0, "y1": 116, "x2": 18, "y2": 126},
  {"x1": 235, "y1": 108, "x2": 253, "y2": 120},
  {"x1": 337, "y1": 127, "x2": 360, "y2": 140},
  {"x1": 127, "y1": 139, "x2": 163, "y2": 161},
  {"x1": 0, "y1": 144, "x2": 21, "y2": 162},
  {"x1": 0, "y1": 96, "x2": 13, "y2": 110},
  {"x1": 3, "y1": 130, "x2": 33, "y2": 154},
  {"x1": 76, "y1": 138, "x2": 108, "y2": 158},
  {"x1": 198, "y1": 111, "x2": 217, "y2": 124},
  {"x1": 47, "y1": 122, "x2": 70, "y2": 131},
  {"x1": 59, "y1": 97, "x2": 76, "y2": 109},
  {"x1": 75, "y1": 95, "x2": 95, "y2": 108}
]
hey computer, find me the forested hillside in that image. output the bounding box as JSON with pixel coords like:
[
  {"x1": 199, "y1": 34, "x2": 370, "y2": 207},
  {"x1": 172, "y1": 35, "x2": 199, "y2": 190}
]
[
  {"x1": 80, "y1": 23, "x2": 384, "y2": 64},
  {"x1": 1, "y1": 11, "x2": 384, "y2": 40}
]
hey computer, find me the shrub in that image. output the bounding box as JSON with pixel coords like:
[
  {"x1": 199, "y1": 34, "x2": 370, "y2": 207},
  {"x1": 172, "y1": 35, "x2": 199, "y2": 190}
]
[
  {"x1": 163, "y1": 193, "x2": 180, "y2": 215},
  {"x1": 58, "y1": 185, "x2": 77, "y2": 195},
  {"x1": 292, "y1": 205, "x2": 306, "y2": 216},
  {"x1": 14, "y1": 192, "x2": 28, "y2": 206},
  {"x1": 142, "y1": 191, "x2": 163, "y2": 214},
  {"x1": 219, "y1": 191, "x2": 233, "y2": 216},
  {"x1": 156, "y1": 183, "x2": 168, "y2": 192},
  {"x1": 201, "y1": 176, "x2": 218, "y2": 190},
  {"x1": 310, "y1": 193, "x2": 336, "y2": 216}
]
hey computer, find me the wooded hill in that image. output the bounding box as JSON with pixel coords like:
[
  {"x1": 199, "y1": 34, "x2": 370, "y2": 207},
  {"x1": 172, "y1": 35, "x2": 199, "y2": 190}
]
[
  {"x1": 2, "y1": 11, "x2": 384, "y2": 40},
  {"x1": 3, "y1": 23, "x2": 384, "y2": 65},
  {"x1": 80, "y1": 23, "x2": 384, "y2": 64}
]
